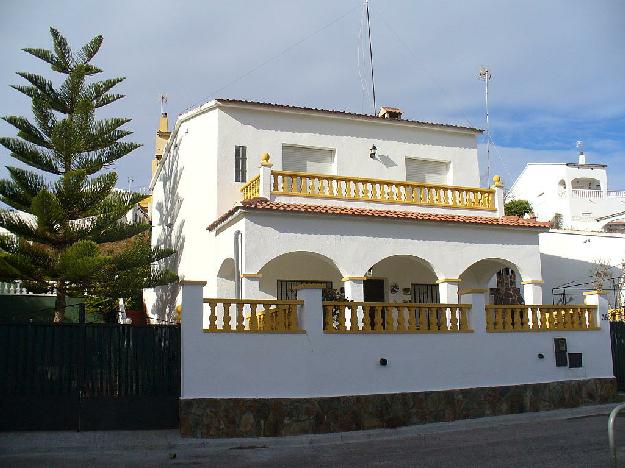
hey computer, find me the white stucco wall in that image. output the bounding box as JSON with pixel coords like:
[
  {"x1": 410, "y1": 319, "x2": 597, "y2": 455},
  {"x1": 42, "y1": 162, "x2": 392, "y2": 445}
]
[
  {"x1": 180, "y1": 284, "x2": 613, "y2": 399},
  {"x1": 540, "y1": 229, "x2": 625, "y2": 306}
]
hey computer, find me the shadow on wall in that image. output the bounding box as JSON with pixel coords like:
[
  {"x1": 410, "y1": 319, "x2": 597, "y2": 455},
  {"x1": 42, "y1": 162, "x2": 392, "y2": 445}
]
[
  {"x1": 151, "y1": 143, "x2": 185, "y2": 323},
  {"x1": 540, "y1": 253, "x2": 620, "y2": 307}
]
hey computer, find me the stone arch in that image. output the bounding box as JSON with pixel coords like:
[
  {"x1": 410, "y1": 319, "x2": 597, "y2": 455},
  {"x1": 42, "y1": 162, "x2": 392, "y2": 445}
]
[
  {"x1": 459, "y1": 258, "x2": 524, "y2": 305},
  {"x1": 364, "y1": 255, "x2": 439, "y2": 303},
  {"x1": 257, "y1": 251, "x2": 344, "y2": 299},
  {"x1": 217, "y1": 258, "x2": 236, "y2": 297}
]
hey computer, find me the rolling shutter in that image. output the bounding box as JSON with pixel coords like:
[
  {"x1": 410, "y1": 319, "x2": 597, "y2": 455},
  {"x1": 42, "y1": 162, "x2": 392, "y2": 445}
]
[
  {"x1": 282, "y1": 145, "x2": 335, "y2": 174},
  {"x1": 405, "y1": 158, "x2": 448, "y2": 184}
]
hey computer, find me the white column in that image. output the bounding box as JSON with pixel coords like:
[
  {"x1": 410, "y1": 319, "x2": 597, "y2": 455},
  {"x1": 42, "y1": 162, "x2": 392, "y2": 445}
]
[
  {"x1": 342, "y1": 276, "x2": 366, "y2": 302},
  {"x1": 584, "y1": 290, "x2": 608, "y2": 330},
  {"x1": 259, "y1": 152, "x2": 273, "y2": 199},
  {"x1": 179, "y1": 280, "x2": 207, "y2": 399},
  {"x1": 438, "y1": 279, "x2": 460, "y2": 303},
  {"x1": 492, "y1": 175, "x2": 505, "y2": 217},
  {"x1": 241, "y1": 273, "x2": 262, "y2": 299},
  {"x1": 296, "y1": 285, "x2": 324, "y2": 337},
  {"x1": 522, "y1": 281, "x2": 543, "y2": 305},
  {"x1": 459, "y1": 289, "x2": 487, "y2": 334}
]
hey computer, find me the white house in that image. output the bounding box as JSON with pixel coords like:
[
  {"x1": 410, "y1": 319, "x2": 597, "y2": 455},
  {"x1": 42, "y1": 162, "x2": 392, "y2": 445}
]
[
  {"x1": 144, "y1": 100, "x2": 614, "y2": 438},
  {"x1": 507, "y1": 145, "x2": 625, "y2": 306},
  {"x1": 145, "y1": 99, "x2": 552, "y2": 320}
]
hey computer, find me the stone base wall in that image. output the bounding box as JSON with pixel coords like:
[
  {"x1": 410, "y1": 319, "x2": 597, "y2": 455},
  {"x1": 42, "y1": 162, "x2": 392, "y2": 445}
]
[{"x1": 180, "y1": 378, "x2": 616, "y2": 438}]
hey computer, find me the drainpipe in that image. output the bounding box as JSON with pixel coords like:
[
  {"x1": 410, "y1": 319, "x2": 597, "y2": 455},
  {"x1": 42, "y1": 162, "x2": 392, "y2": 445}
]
[{"x1": 234, "y1": 230, "x2": 242, "y2": 299}]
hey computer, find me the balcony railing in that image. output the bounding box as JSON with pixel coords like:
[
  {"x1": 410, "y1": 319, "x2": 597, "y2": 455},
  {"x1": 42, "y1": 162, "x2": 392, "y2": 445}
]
[
  {"x1": 266, "y1": 170, "x2": 495, "y2": 211},
  {"x1": 239, "y1": 175, "x2": 260, "y2": 200},
  {"x1": 485, "y1": 304, "x2": 598, "y2": 332},
  {"x1": 322, "y1": 302, "x2": 472, "y2": 333},
  {"x1": 570, "y1": 189, "x2": 625, "y2": 199},
  {"x1": 203, "y1": 298, "x2": 303, "y2": 333}
]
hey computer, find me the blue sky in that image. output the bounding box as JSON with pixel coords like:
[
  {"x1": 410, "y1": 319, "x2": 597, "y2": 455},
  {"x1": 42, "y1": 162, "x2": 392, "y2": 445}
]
[{"x1": 1, "y1": 0, "x2": 624, "y2": 190}]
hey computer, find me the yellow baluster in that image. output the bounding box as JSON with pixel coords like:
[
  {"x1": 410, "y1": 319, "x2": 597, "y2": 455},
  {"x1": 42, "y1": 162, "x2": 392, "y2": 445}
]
[
  {"x1": 587, "y1": 307, "x2": 597, "y2": 329},
  {"x1": 337, "y1": 305, "x2": 347, "y2": 332},
  {"x1": 451, "y1": 306, "x2": 460, "y2": 331},
  {"x1": 407, "y1": 306, "x2": 416, "y2": 331},
  {"x1": 236, "y1": 303, "x2": 245, "y2": 331},
  {"x1": 363, "y1": 305, "x2": 371, "y2": 332},
  {"x1": 207, "y1": 302, "x2": 218, "y2": 331},
  {"x1": 350, "y1": 305, "x2": 359, "y2": 332},
  {"x1": 374, "y1": 306, "x2": 383, "y2": 332},
  {"x1": 486, "y1": 307, "x2": 494, "y2": 332},
  {"x1": 418, "y1": 306, "x2": 427, "y2": 332},
  {"x1": 439, "y1": 307, "x2": 449, "y2": 332},
  {"x1": 493, "y1": 308, "x2": 502, "y2": 331},
  {"x1": 513, "y1": 308, "x2": 523, "y2": 331},
  {"x1": 221, "y1": 302, "x2": 232, "y2": 331},
  {"x1": 504, "y1": 307, "x2": 512, "y2": 331},
  {"x1": 397, "y1": 306, "x2": 406, "y2": 331},
  {"x1": 248, "y1": 303, "x2": 258, "y2": 331},
  {"x1": 460, "y1": 306, "x2": 470, "y2": 331},
  {"x1": 324, "y1": 305, "x2": 334, "y2": 332},
  {"x1": 428, "y1": 307, "x2": 438, "y2": 332},
  {"x1": 384, "y1": 306, "x2": 393, "y2": 331}
]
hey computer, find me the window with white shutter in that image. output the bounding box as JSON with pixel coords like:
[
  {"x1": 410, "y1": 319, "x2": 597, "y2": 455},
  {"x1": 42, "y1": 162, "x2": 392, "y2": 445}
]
[
  {"x1": 282, "y1": 145, "x2": 335, "y2": 174},
  {"x1": 405, "y1": 158, "x2": 449, "y2": 184}
]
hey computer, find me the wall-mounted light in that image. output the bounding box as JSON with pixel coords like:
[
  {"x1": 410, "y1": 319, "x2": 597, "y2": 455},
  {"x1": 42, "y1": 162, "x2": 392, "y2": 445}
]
[{"x1": 369, "y1": 144, "x2": 377, "y2": 159}]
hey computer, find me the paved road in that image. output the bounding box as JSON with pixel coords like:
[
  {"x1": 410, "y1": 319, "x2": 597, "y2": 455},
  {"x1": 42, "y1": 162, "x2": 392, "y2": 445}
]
[{"x1": 2, "y1": 404, "x2": 625, "y2": 467}]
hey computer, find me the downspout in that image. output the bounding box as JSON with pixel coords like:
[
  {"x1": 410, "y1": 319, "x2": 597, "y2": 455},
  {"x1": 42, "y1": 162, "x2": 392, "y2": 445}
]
[{"x1": 234, "y1": 230, "x2": 242, "y2": 299}]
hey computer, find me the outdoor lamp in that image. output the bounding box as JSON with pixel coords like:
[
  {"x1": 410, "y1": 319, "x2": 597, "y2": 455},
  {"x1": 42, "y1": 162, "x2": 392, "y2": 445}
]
[{"x1": 369, "y1": 144, "x2": 377, "y2": 159}]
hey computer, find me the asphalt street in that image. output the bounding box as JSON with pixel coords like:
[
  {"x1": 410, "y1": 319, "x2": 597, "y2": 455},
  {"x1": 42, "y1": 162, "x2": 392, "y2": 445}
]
[{"x1": 2, "y1": 404, "x2": 624, "y2": 467}]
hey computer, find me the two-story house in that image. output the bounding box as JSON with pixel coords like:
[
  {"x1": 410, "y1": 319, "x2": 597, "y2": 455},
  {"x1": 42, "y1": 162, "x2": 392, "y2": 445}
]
[{"x1": 144, "y1": 99, "x2": 549, "y2": 322}]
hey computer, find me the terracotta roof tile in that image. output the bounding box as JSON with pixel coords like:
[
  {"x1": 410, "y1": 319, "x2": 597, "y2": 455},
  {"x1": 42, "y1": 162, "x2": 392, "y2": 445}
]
[
  {"x1": 213, "y1": 99, "x2": 482, "y2": 133},
  {"x1": 207, "y1": 199, "x2": 550, "y2": 231}
]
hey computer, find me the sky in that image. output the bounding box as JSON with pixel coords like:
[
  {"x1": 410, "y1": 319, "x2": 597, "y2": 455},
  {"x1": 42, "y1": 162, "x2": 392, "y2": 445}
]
[{"x1": 1, "y1": 0, "x2": 624, "y2": 190}]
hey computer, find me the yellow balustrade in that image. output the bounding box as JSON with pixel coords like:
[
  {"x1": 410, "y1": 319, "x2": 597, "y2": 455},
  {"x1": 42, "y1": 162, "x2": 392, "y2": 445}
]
[
  {"x1": 610, "y1": 308, "x2": 625, "y2": 322},
  {"x1": 203, "y1": 298, "x2": 304, "y2": 333},
  {"x1": 485, "y1": 305, "x2": 599, "y2": 332},
  {"x1": 269, "y1": 170, "x2": 495, "y2": 211},
  {"x1": 240, "y1": 175, "x2": 260, "y2": 200},
  {"x1": 322, "y1": 302, "x2": 472, "y2": 333}
]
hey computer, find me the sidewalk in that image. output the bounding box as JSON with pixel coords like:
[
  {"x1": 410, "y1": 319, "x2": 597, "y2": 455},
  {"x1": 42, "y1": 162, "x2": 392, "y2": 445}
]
[{"x1": 0, "y1": 402, "x2": 620, "y2": 456}]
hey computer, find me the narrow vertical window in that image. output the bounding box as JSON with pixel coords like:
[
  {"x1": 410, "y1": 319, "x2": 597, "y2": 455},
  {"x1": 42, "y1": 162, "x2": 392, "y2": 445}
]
[{"x1": 234, "y1": 146, "x2": 247, "y2": 182}]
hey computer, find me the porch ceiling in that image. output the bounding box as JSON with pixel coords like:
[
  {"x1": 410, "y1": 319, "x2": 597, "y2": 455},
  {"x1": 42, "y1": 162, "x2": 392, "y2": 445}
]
[{"x1": 207, "y1": 199, "x2": 551, "y2": 232}]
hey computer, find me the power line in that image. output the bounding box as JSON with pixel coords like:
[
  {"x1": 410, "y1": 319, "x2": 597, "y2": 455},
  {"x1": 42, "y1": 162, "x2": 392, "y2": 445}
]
[{"x1": 204, "y1": 3, "x2": 361, "y2": 100}]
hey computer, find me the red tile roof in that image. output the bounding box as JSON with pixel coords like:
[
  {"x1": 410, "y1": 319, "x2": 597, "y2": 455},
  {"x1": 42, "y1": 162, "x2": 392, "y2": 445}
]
[
  {"x1": 214, "y1": 99, "x2": 483, "y2": 133},
  {"x1": 207, "y1": 199, "x2": 550, "y2": 231}
]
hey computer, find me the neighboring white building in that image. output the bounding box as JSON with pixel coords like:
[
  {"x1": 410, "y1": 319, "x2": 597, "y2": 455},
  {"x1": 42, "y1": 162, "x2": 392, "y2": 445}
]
[
  {"x1": 507, "y1": 145, "x2": 625, "y2": 306},
  {"x1": 145, "y1": 99, "x2": 550, "y2": 321},
  {"x1": 507, "y1": 144, "x2": 625, "y2": 232}
]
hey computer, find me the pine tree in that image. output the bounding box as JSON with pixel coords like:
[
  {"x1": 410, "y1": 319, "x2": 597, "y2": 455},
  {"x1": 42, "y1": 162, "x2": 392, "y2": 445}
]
[{"x1": 0, "y1": 28, "x2": 176, "y2": 322}]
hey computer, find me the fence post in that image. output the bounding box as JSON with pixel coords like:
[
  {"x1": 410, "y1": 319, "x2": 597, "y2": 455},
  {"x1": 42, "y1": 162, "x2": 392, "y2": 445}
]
[
  {"x1": 492, "y1": 175, "x2": 505, "y2": 216},
  {"x1": 259, "y1": 152, "x2": 273, "y2": 199},
  {"x1": 180, "y1": 280, "x2": 206, "y2": 399},
  {"x1": 584, "y1": 290, "x2": 608, "y2": 329},
  {"x1": 295, "y1": 284, "x2": 324, "y2": 337}
]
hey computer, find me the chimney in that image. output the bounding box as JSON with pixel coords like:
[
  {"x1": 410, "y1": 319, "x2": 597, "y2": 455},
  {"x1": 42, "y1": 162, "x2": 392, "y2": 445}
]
[
  {"x1": 577, "y1": 140, "x2": 586, "y2": 165},
  {"x1": 378, "y1": 106, "x2": 402, "y2": 120}
]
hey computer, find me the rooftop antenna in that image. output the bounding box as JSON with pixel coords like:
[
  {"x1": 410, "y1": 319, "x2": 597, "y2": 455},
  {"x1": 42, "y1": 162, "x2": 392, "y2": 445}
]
[
  {"x1": 364, "y1": 0, "x2": 376, "y2": 115},
  {"x1": 577, "y1": 140, "x2": 586, "y2": 164},
  {"x1": 478, "y1": 66, "x2": 492, "y2": 183},
  {"x1": 160, "y1": 94, "x2": 168, "y2": 115}
]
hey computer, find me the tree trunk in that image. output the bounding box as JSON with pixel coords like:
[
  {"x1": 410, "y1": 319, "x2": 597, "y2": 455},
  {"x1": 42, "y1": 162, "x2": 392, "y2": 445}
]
[{"x1": 53, "y1": 287, "x2": 66, "y2": 323}]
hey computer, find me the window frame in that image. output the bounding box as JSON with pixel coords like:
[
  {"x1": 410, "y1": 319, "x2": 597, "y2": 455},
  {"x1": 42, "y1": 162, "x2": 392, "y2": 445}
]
[{"x1": 234, "y1": 145, "x2": 247, "y2": 182}]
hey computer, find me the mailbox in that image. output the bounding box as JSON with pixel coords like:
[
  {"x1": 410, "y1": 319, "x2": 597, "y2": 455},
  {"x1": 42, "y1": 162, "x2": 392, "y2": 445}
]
[{"x1": 554, "y1": 338, "x2": 568, "y2": 367}]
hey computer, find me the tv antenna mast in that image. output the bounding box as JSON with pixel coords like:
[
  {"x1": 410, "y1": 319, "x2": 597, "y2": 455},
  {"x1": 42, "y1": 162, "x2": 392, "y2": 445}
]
[
  {"x1": 364, "y1": 0, "x2": 376, "y2": 114},
  {"x1": 160, "y1": 94, "x2": 168, "y2": 114},
  {"x1": 478, "y1": 67, "x2": 492, "y2": 182}
]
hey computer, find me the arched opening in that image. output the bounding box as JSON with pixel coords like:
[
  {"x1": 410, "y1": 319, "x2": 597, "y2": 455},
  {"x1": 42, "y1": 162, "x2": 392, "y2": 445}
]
[
  {"x1": 217, "y1": 258, "x2": 236, "y2": 297},
  {"x1": 258, "y1": 251, "x2": 343, "y2": 299},
  {"x1": 364, "y1": 255, "x2": 438, "y2": 303},
  {"x1": 571, "y1": 177, "x2": 601, "y2": 190},
  {"x1": 459, "y1": 258, "x2": 524, "y2": 305}
]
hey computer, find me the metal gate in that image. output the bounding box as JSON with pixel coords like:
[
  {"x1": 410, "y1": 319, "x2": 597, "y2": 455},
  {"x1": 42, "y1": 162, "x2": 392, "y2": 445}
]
[
  {"x1": 0, "y1": 323, "x2": 180, "y2": 431},
  {"x1": 610, "y1": 321, "x2": 625, "y2": 391}
]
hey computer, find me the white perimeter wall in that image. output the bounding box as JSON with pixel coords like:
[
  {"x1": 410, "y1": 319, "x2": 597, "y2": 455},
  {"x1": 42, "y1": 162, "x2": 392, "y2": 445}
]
[
  {"x1": 540, "y1": 230, "x2": 625, "y2": 306},
  {"x1": 180, "y1": 284, "x2": 613, "y2": 399}
]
